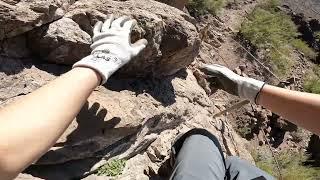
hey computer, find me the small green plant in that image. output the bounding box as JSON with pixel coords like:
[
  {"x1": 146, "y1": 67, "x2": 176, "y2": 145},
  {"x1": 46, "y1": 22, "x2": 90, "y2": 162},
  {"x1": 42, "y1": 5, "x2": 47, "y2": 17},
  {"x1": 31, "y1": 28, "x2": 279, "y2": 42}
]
[
  {"x1": 304, "y1": 66, "x2": 320, "y2": 94},
  {"x1": 291, "y1": 39, "x2": 317, "y2": 59},
  {"x1": 188, "y1": 0, "x2": 226, "y2": 15},
  {"x1": 97, "y1": 159, "x2": 126, "y2": 176},
  {"x1": 315, "y1": 31, "x2": 320, "y2": 41},
  {"x1": 304, "y1": 77, "x2": 320, "y2": 94},
  {"x1": 236, "y1": 125, "x2": 252, "y2": 138},
  {"x1": 267, "y1": 47, "x2": 293, "y2": 76},
  {"x1": 253, "y1": 150, "x2": 320, "y2": 179}
]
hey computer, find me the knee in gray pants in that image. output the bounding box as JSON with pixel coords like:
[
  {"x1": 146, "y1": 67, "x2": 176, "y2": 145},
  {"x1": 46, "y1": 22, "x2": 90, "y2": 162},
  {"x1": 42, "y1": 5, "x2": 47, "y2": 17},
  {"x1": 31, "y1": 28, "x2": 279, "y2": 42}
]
[
  {"x1": 226, "y1": 156, "x2": 275, "y2": 180},
  {"x1": 170, "y1": 128, "x2": 275, "y2": 180},
  {"x1": 170, "y1": 134, "x2": 226, "y2": 180}
]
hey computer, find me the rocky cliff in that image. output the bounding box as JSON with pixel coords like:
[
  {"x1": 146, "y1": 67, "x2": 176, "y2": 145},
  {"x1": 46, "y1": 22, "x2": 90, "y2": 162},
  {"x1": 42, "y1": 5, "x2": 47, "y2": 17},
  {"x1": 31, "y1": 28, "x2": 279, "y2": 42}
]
[{"x1": 0, "y1": 0, "x2": 253, "y2": 179}]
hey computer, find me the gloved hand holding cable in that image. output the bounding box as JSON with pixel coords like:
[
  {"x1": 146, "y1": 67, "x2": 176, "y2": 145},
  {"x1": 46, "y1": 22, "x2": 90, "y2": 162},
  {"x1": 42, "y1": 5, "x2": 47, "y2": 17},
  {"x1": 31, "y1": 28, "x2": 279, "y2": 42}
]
[
  {"x1": 73, "y1": 15, "x2": 148, "y2": 84},
  {"x1": 200, "y1": 64, "x2": 265, "y2": 104},
  {"x1": 200, "y1": 63, "x2": 320, "y2": 135}
]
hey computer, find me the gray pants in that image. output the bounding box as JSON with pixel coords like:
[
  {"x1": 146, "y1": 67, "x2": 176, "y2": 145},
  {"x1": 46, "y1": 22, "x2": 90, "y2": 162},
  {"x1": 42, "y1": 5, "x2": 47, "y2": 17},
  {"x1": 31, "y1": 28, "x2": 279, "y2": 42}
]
[{"x1": 169, "y1": 129, "x2": 275, "y2": 180}]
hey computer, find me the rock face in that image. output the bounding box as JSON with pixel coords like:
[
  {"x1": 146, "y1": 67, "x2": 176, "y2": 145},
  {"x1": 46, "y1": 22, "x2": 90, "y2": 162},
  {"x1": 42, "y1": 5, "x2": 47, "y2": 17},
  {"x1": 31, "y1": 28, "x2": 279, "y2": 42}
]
[
  {"x1": 0, "y1": 58, "x2": 253, "y2": 179},
  {"x1": 0, "y1": 0, "x2": 74, "y2": 40},
  {"x1": 156, "y1": 0, "x2": 189, "y2": 10},
  {"x1": 27, "y1": 17, "x2": 92, "y2": 64},
  {"x1": 0, "y1": 0, "x2": 254, "y2": 179},
  {"x1": 1, "y1": 0, "x2": 200, "y2": 77},
  {"x1": 26, "y1": 0, "x2": 201, "y2": 77}
]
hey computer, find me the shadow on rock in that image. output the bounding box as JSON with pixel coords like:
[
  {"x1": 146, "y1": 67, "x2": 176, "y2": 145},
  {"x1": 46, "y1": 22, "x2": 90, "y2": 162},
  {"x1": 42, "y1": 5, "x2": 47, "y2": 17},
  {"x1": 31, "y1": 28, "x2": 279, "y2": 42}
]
[
  {"x1": 55, "y1": 102, "x2": 121, "y2": 146},
  {"x1": 106, "y1": 69, "x2": 188, "y2": 107},
  {"x1": 24, "y1": 106, "x2": 187, "y2": 179},
  {"x1": 34, "y1": 62, "x2": 70, "y2": 76},
  {"x1": 0, "y1": 56, "x2": 70, "y2": 76},
  {"x1": 24, "y1": 158, "x2": 102, "y2": 180},
  {"x1": 24, "y1": 101, "x2": 141, "y2": 179},
  {"x1": 0, "y1": 57, "x2": 32, "y2": 75}
]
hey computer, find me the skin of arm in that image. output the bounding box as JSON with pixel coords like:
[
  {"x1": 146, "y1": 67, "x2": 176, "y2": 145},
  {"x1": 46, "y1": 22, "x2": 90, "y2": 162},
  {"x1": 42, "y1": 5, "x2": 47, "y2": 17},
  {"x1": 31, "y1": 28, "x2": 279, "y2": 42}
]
[
  {"x1": 0, "y1": 67, "x2": 101, "y2": 180},
  {"x1": 258, "y1": 84, "x2": 320, "y2": 135}
]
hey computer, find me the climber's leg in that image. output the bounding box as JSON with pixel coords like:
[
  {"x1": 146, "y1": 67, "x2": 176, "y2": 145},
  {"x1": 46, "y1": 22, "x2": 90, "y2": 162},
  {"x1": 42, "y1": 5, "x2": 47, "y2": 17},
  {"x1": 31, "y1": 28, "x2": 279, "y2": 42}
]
[
  {"x1": 169, "y1": 128, "x2": 226, "y2": 180},
  {"x1": 225, "y1": 156, "x2": 275, "y2": 180}
]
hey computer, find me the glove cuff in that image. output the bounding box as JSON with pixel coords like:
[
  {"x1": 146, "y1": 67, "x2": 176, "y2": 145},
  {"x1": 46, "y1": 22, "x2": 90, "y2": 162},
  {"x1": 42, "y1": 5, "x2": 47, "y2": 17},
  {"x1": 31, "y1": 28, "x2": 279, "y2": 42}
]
[
  {"x1": 72, "y1": 53, "x2": 121, "y2": 85},
  {"x1": 238, "y1": 78, "x2": 265, "y2": 103}
]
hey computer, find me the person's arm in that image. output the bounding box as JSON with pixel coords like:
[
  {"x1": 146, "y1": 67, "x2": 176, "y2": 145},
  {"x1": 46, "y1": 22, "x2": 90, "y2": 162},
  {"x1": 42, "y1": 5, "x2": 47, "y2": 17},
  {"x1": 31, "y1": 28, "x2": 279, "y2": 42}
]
[
  {"x1": 201, "y1": 64, "x2": 320, "y2": 135},
  {"x1": 0, "y1": 68, "x2": 100, "y2": 179},
  {"x1": 0, "y1": 15, "x2": 147, "y2": 180},
  {"x1": 258, "y1": 85, "x2": 320, "y2": 135}
]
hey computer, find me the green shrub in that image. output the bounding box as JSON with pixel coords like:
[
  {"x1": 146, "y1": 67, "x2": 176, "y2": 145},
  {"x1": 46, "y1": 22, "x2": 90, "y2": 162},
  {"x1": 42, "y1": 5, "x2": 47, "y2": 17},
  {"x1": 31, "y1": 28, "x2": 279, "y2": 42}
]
[
  {"x1": 188, "y1": 0, "x2": 225, "y2": 15},
  {"x1": 253, "y1": 150, "x2": 320, "y2": 179},
  {"x1": 236, "y1": 125, "x2": 252, "y2": 138},
  {"x1": 240, "y1": 9, "x2": 297, "y2": 47},
  {"x1": 304, "y1": 66, "x2": 320, "y2": 94},
  {"x1": 240, "y1": 6, "x2": 298, "y2": 76},
  {"x1": 266, "y1": 47, "x2": 293, "y2": 75},
  {"x1": 291, "y1": 39, "x2": 317, "y2": 59},
  {"x1": 303, "y1": 76, "x2": 320, "y2": 94},
  {"x1": 304, "y1": 78, "x2": 320, "y2": 94},
  {"x1": 240, "y1": 0, "x2": 315, "y2": 77},
  {"x1": 97, "y1": 159, "x2": 126, "y2": 176}
]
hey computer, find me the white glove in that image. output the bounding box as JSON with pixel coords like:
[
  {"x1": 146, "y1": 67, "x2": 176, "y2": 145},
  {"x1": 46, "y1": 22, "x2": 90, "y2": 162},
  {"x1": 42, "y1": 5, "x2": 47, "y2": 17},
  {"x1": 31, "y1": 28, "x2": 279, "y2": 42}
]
[
  {"x1": 73, "y1": 15, "x2": 148, "y2": 84},
  {"x1": 201, "y1": 64, "x2": 265, "y2": 103}
]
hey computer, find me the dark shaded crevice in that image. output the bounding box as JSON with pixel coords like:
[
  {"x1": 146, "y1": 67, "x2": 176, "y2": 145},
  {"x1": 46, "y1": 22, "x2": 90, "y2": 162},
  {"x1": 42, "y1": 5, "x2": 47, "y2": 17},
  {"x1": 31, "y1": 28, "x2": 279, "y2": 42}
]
[
  {"x1": 306, "y1": 134, "x2": 320, "y2": 166},
  {"x1": 291, "y1": 16, "x2": 320, "y2": 50},
  {"x1": 220, "y1": 120, "x2": 232, "y2": 155}
]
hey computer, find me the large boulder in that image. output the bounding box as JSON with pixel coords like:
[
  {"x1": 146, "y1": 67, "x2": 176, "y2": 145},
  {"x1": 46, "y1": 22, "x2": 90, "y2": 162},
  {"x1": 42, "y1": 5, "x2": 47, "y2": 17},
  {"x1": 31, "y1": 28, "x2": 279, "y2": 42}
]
[
  {"x1": 0, "y1": 0, "x2": 74, "y2": 40},
  {"x1": 27, "y1": 17, "x2": 92, "y2": 64},
  {"x1": 27, "y1": 0, "x2": 201, "y2": 77},
  {"x1": 156, "y1": 0, "x2": 189, "y2": 10}
]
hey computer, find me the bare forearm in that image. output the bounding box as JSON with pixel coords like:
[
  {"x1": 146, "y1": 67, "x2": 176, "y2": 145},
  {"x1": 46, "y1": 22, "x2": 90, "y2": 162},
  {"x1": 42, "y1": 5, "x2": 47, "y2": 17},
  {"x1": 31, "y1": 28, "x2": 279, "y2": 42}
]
[
  {"x1": 0, "y1": 67, "x2": 100, "y2": 179},
  {"x1": 258, "y1": 85, "x2": 320, "y2": 134}
]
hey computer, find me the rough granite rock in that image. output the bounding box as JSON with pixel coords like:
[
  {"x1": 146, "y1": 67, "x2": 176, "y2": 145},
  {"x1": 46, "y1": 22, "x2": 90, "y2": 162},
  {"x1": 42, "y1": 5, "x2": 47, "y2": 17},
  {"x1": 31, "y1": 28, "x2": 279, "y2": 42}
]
[
  {"x1": 27, "y1": 0, "x2": 201, "y2": 77},
  {"x1": 0, "y1": 0, "x2": 255, "y2": 179},
  {"x1": 156, "y1": 0, "x2": 188, "y2": 10},
  {"x1": 16, "y1": 173, "x2": 43, "y2": 180},
  {"x1": 27, "y1": 17, "x2": 92, "y2": 64},
  {"x1": 0, "y1": 0, "x2": 74, "y2": 40},
  {"x1": 0, "y1": 58, "x2": 253, "y2": 179}
]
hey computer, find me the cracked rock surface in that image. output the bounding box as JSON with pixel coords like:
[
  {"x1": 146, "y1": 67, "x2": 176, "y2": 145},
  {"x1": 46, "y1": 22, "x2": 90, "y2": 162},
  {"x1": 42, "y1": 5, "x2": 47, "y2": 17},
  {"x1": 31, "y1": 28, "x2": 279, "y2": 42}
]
[{"x1": 0, "y1": 0, "x2": 253, "y2": 179}]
